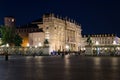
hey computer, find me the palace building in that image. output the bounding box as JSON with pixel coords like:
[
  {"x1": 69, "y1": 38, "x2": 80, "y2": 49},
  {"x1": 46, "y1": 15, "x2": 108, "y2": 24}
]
[{"x1": 28, "y1": 13, "x2": 82, "y2": 52}]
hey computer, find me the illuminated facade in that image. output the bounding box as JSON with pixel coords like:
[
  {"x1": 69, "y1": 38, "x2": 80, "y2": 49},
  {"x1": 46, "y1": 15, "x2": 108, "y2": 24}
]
[
  {"x1": 82, "y1": 34, "x2": 120, "y2": 51},
  {"x1": 29, "y1": 32, "x2": 45, "y2": 47},
  {"x1": 83, "y1": 34, "x2": 120, "y2": 45},
  {"x1": 1, "y1": 14, "x2": 120, "y2": 54},
  {"x1": 3, "y1": 15, "x2": 120, "y2": 53},
  {"x1": 29, "y1": 13, "x2": 82, "y2": 51}
]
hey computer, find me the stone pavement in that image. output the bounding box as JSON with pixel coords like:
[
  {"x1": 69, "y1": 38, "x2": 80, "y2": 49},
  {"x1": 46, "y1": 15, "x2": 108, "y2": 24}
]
[{"x1": 0, "y1": 56, "x2": 120, "y2": 80}]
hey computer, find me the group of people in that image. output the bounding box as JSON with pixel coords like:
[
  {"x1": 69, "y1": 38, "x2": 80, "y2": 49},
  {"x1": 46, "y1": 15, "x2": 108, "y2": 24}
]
[{"x1": 50, "y1": 50, "x2": 81, "y2": 56}]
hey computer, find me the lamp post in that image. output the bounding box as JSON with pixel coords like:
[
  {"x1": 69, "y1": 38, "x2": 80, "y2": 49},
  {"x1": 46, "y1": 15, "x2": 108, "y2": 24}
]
[
  {"x1": 33, "y1": 45, "x2": 37, "y2": 57},
  {"x1": 65, "y1": 44, "x2": 70, "y2": 55},
  {"x1": 26, "y1": 43, "x2": 30, "y2": 55},
  {"x1": 5, "y1": 44, "x2": 9, "y2": 61},
  {"x1": 65, "y1": 45, "x2": 69, "y2": 51},
  {"x1": 27, "y1": 43, "x2": 29, "y2": 47},
  {"x1": 38, "y1": 42, "x2": 42, "y2": 47},
  {"x1": 113, "y1": 40, "x2": 117, "y2": 54},
  {"x1": 95, "y1": 41, "x2": 99, "y2": 55}
]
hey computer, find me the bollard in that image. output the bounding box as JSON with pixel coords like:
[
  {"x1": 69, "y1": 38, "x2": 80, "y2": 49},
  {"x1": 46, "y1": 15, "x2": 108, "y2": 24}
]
[{"x1": 5, "y1": 52, "x2": 8, "y2": 61}]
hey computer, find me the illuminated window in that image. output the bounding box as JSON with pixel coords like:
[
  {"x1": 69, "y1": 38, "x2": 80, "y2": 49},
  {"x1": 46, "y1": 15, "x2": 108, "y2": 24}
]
[{"x1": 12, "y1": 19, "x2": 14, "y2": 22}]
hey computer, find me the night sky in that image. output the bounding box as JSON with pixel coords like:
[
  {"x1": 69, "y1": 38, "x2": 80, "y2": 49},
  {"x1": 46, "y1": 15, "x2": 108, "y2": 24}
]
[{"x1": 0, "y1": 0, "x2": 120, "y2": 36}]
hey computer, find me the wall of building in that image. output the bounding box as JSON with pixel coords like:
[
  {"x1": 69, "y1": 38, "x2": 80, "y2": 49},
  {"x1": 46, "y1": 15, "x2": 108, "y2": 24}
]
[
  {"x1": 16, "y1": 27, "x2": 40, "y2": 47},
  {"x1": 29, "y1": 32, "x2": 45, "y2": 47},
  {"x1": 36, "y1": 13, "x2": 82, "y2": 52},
  {"x1": 82, "y1": 34, "x2": 120, "y2": 46}
]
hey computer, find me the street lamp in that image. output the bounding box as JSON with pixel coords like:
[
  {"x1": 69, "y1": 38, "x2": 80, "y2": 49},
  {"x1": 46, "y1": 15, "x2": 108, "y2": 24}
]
[
  {"x1": 96, "y1": 41, "x2": 99, "y2": 45},
  {"x1": 65, "y1": 45, "x2": 69, "y2": 51},
  {"x1": 5, "y1": 43, "x2": 9, "y2": 61},
  {"x1": 113, "y1": 40, "x2": 117, "y2": 53},
  {"x1": 33, "y1": 45, "x2": 38, "y2": 57},
  {"x1": 35, "y1": 45, "x2": 38, "y2": 48},
  {"x1": 95, "y1": 41, "x2": 99, "y2": 55},
  {"x1": 38, "y1": 42, "x2": 42, "y2": 47},
  {"x1": 113, "y1": 40, "x2": 117, "y2": 45},
  {"x1": 27, "y1": 43, "x2": 29, "y2": 47}
]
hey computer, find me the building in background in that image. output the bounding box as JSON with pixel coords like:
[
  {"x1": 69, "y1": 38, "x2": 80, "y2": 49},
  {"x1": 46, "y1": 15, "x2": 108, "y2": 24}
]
[
  {"x1": 16, "y1": 24, "x2": 42, "y2": 47},
  {"x1": 82, "y1": 34, "x2": 120, "y2": 53},
  {"x1": 4, "y1": 16, "x2": 16, "y2": 27},
  {"x1": 83, "y1": 34, "x2": 120, "y2": 45},
  {"x1": 29, "y1": 32, "x2": 45, "y2": 47}
]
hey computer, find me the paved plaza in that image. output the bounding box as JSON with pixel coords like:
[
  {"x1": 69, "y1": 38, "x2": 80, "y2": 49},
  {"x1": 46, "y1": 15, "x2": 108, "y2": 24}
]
[{"x1": 0, "y1": 55, "x2": 120, "y2": 80}]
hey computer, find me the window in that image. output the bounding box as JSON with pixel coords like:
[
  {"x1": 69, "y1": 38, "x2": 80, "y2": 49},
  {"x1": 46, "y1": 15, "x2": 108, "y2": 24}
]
[
  {"x1": 46, "y1": 27, "x2": 49, "y2": 29},
  {"x1": 38, "y1": 38, "x2": 40, "y2": 41},
  {"x1": 12, "y1": 19, "x2": 14, "y2": 22},
  {"x1": 34, "y1": 38, "x2": 37, "y2": 41}
]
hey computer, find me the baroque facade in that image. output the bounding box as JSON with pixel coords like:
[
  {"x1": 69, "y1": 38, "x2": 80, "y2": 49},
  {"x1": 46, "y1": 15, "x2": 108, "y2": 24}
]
[{"x1": 29, "y1": 13, "x2": 82, "y2": 52}]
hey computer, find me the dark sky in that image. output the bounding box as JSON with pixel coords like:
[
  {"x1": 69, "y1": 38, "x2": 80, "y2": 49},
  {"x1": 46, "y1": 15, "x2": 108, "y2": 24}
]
[{"x1": 0, "y1": 0, "x2": 120, "y2": 36}]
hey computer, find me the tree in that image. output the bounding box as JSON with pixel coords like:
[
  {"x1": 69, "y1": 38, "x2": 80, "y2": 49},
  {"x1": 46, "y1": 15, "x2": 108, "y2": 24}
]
[
  {"x1": 0, "y1": 26, "x2": 15, "y2": 46},
  {"x1": 0, "y1": 26, "x2": 22, "y2": 46},
  {"x1": 0, "y1": 26, "x2": 23, "y2": 61},
  {"x1": 14, "y1": 34, "x2": 22, "y2": 46},
  {"x1": 86, "y1": 35, "x2": 92, "y2": 46}
]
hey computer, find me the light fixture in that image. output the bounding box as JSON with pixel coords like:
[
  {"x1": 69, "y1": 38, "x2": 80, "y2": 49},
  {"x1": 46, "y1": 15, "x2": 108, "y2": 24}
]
[
  {"x1": 6, "y1": 44, "x2": 9, "y2": 47},
  {"x1": 38, "y1": 42, "x2": 42, "y2": 47},
  {"x1": 95, "y1": 41, "x2": 99, "y2": 45},
  {"x1": 27, "y1": 43, "x2": 29, "y2": 47},
  {"x1": 113, "y1": 40, "x2": 117, "y2": 45},
  {"x1": 66, "y1": 45, "x2": 69, "y2": 50}
]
